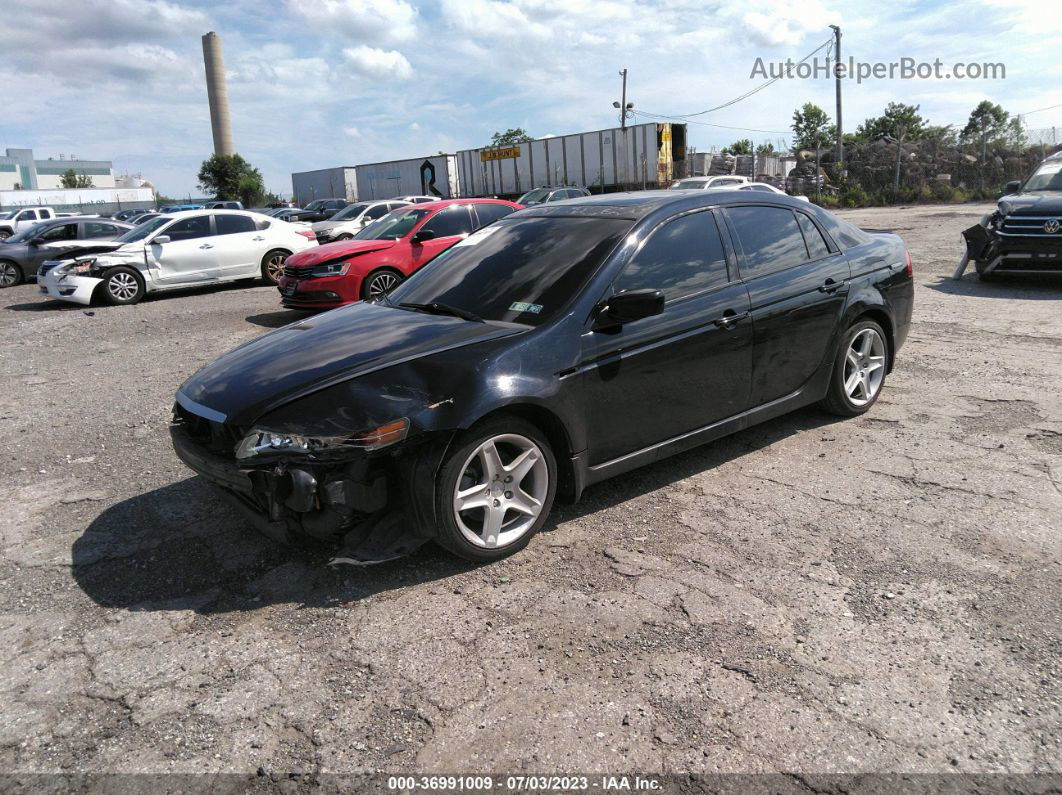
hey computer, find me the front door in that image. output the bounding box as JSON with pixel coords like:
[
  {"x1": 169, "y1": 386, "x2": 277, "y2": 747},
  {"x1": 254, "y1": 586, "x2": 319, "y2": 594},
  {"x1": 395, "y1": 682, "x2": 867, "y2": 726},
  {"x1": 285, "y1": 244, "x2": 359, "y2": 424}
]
[
  {"x1": 148, "y1": 214, "x2": 219, "y2": 284},
  {"x1": 407, "y1": 204, "x2": 475, "y2": 271},
  {"x1": 579, "y1": 209, "x2": 753, "y2": 465},
  {"x1": 723, "y1": 205, "x2": 852, "y2": 406}
]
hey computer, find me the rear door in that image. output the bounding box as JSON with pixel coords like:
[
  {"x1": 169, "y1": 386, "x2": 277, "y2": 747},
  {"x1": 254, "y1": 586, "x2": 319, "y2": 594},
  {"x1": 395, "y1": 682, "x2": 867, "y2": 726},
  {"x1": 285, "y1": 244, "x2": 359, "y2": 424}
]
[
  {"x1": 471, "y1": 203, "x2": 516, "y2": 229},
  {"x1": 148, "y1": 215, "x2": 220, "y2": 284},
  {"x1": 408, "y1": 204, "x2": 475, "y2": 271},
  {"x1": 210, "y1": 214, "x2": 262, "y2": 278},
  {"x1": 580, "y1": 209, "x2": 753, "y2": 464},
  {"x1": 722, "y1": 204, "x2": 851, "y2": 406}
]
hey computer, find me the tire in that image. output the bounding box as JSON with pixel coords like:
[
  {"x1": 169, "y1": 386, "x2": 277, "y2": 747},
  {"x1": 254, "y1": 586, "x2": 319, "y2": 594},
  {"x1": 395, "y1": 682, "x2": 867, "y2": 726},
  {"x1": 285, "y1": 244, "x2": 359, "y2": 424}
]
[
  {"x1": 360, "y1": 269, "x2": 403, "y2": 301},
  {"x1": 260, "y1": 249, "x2": 289, "y2": 285},
  {"x1": 433, "y1": 415, "x2": 557, "y2": 563},
  {"x1": 101, "y1": 267, "x2": 145, "y2": 306},
  {"x1": 820, "y1": 319, "x2": 889, "y2": 417},
  {"x1": 0, "y1": 229, "x2": 11, "y2": 241},
  {"x1": 0, "y1": 260, "x2": 23, "y2": 287},
  {"x1": 334, "y1": 233, "x2": 353, "y2": 241},
  {"x1": 974, "y1": 261, "x2": 996, "y2": 282}
]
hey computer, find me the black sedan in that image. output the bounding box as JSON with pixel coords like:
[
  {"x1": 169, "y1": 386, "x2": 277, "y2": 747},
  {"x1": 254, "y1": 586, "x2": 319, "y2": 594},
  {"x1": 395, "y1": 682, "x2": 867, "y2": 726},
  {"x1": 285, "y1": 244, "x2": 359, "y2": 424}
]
[{"x1": 171, "y1": 191, "x2": 913, "y2": 563}]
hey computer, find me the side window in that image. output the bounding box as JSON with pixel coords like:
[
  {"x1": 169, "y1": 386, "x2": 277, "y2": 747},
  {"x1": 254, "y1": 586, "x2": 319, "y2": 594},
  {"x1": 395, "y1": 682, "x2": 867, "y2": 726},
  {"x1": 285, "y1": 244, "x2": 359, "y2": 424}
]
[
  {"x1": 165, "y1": 215, "x2": 213, "y2": 242},
  {"x1": 39, "y1": 223, "x2": 77, "y2": 241},
  {"x1": 84, "y1": 222, "x2": 118, "y2": 237},
  {"x1": 215, "y1": 215, "x2": 256, "y2": 235},
  {"x1": 727, "y1": 206, "x2": 808, "y2": 278},
  {"x1": 364, "y1": 204, "x2": 390, "y2": 220},
  {"x1": 796, "y1": 213, "x2": 831, "y2": 260},
  {"x1": 17, "y1": 210, "x2": 37, "y2": 221},
  {"x1": 422, "y1": 206, "x2": 474, "y2": 238},
  {"x1": 617, "y1": 211, "x2": 729, "y2": 300},
  {"x1": 472, "y1": 203, "x2": 515, "y2": 228}
]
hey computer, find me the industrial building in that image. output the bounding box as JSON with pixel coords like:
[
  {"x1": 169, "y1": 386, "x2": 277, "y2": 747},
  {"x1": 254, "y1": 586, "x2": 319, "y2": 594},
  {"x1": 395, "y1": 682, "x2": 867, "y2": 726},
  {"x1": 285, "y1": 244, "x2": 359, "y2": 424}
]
[{"x1": 0, "y1": 148, "x2": 115, "y2": 191}]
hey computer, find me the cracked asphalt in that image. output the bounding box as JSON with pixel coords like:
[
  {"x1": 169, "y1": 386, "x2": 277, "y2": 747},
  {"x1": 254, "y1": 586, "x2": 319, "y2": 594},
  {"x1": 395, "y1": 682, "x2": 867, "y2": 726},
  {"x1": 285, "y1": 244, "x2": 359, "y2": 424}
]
[{"x1": 0, "y1": 203, "x2": 1059, "y2": 781}]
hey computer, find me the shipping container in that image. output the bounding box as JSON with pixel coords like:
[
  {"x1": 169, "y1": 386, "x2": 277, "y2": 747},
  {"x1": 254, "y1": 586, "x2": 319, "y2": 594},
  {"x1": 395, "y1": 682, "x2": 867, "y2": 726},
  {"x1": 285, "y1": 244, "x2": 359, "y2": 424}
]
[
  {"x1": 455, "y1": 122, "x2": 687, "y2": 198},
  {"x1": 291, "y1": 167, "x2": 357, "y2": 206},
  {"x1": 354, "y1": 155, "x2": 459, "y2": 200}
]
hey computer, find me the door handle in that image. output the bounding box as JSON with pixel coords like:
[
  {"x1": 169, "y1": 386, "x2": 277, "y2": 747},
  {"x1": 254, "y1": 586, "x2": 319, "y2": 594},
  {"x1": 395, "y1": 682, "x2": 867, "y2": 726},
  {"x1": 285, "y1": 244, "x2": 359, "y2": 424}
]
[
  {"x1": 252, "y1": 236, "x2": 265, "y2": 241},
  {"x1": 713, "y1": 309, "x2": 748, "y2": 329},
  {"x1": 199, "y1": 243, "x2": 214, "y2": 249},
  {"x1": 819, "y1": 277, "x2": 845, "y2": 293}
]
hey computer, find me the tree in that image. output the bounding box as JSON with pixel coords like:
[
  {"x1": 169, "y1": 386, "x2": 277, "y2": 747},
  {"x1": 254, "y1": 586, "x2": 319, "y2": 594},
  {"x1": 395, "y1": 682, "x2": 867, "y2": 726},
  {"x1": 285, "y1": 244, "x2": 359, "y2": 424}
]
[
  {"x1": 791, "y1": 103, "x2": 835, "y2": 151},
  {"x1": 755, "y1": 142, "x2": 778, "y2": 157},
  {"x1": 489, "y1": 128, "x2": 533, "y2": 147},
  {"x1": 961, "y1": 100, "x2": 1009, "y2": 143},
  {"x1": 60, "y1": 168, "x2": 94, "y2": 188},
  {"x1": 854, "y1": 103, "x2": 927, "y2": 141},
  {"x1": 197, "y1": 153, "x2": 265, "y2": 204},
  {"x1": 724, "y1": 139, "x2": 753, "y2": 155}
]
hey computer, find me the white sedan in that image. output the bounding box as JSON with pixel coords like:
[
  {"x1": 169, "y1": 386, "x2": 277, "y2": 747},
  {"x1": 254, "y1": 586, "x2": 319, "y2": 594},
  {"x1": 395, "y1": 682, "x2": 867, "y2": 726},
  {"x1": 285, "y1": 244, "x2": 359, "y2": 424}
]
[
  {"x1": 706, "y1": 181, "x2": 811, "y2": 202},
  {"x1": 38, "y1": 210, "x2": 317, "y2": 306}
]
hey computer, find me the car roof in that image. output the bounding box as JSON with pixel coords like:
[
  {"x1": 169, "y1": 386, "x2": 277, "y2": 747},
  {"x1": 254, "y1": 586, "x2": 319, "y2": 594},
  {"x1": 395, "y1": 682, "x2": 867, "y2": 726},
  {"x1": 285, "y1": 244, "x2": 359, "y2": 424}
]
[{"x1": 518, "y1": 189, "x2": 807, "y2": 220}]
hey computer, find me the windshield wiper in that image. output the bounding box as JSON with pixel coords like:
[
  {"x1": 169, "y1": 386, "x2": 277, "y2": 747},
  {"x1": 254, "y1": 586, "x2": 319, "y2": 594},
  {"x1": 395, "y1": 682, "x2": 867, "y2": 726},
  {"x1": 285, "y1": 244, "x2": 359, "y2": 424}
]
[{"x1": 398, "y1": 302, "x2": 484, "y2": 323}]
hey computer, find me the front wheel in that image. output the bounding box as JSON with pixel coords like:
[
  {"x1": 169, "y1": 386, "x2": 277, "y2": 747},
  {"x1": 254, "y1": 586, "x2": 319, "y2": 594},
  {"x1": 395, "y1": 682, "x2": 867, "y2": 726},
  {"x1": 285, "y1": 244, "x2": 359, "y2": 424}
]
[
  {"x1": 260, "y1": 250, "x2": 288, "y2": 285},
  {"x1": 0, "y1": 230, "x2": 11, "y2": 241},
  {"x1": 360, "y1": 269, "x2": 402, "y2": 301},
  {"x1": 433, "y1": 416, "x2": 557, "y2": 562},
  {"x1": 101, "y1": 267, "x2": 145, "y2": 305},
  {"x1": 820, "y1": 319, "x2": 888, "y2": 416},
  {"x1": 0, "y1": 260, "x2": 23, "y2": 287}
]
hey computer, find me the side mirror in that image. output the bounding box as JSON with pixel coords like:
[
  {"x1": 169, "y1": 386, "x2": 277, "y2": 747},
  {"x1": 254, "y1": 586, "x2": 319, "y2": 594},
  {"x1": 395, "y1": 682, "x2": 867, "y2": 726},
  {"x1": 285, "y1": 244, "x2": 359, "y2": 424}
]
[
  {"x1": 1002, "y1": 180, "x2": 1022, "y2": 195},
  {"x1": 597, "y1": 289, "x2": 665, "y2": 328},
  {"x1": 152, "y1": 235, "x2": 171, "y2": 245},
  {"x1": 411, "y1": 229, "x2": 435, "y2": 244}
]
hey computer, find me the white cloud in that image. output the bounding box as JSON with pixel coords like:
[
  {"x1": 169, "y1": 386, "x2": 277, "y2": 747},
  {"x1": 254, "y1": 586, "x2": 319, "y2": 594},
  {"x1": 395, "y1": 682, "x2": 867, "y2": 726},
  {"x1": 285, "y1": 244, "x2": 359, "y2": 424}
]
[
  {"x1": 287, "y1": 0, "x2": 418, "y2": 42},
  {"x1": 344, "y1": 127, "x2": 362, "y2": 137},
  {"x1": 342, "y1": 45, "x2": 414, "y2": 80},
  {"x1": 740, "y1": 0, "x2": 833, "y2": 47}
]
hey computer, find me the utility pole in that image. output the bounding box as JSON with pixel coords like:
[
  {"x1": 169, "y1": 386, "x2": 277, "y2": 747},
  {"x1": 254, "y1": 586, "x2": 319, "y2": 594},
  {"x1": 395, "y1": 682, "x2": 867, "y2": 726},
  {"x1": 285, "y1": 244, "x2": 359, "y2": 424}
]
[
  {"x1": 613, "y1": 69, "x2": 634, "y2": 189},
  {"x1": 829, "y1": 25, "x2": 843, "y2": 173}
]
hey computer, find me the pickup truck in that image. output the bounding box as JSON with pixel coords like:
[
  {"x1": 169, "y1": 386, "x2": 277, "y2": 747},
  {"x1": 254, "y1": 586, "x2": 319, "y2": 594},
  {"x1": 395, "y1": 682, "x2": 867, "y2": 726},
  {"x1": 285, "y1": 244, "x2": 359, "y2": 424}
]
[{"x1": 0, "y1": 207, "x2": 57, "y2": 239}]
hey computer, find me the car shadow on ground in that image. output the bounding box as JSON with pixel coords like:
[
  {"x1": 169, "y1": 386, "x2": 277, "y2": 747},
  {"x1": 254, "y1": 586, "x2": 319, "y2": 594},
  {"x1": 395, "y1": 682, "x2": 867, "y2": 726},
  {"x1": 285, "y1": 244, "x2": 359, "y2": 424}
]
[
  {"x1": 245, "y1": 309, "x2": 314, "y2": 329},
  {"x1": 71, "y1": 407, "x2": 844, "y2": 615},
  {"x1": 927, "y1": 273, "x2": 1062, "y2": 299}
]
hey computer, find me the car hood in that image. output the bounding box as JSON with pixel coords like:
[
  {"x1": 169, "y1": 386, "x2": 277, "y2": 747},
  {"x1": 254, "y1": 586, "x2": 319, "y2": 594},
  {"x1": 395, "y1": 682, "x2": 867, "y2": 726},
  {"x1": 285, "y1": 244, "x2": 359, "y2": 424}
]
[
  {"x1": 177, "y1": 301, "x2": 523, "y2": 425},
  {"x1": 311, "y1": 220, "x2": 348, "y2": 232},
  {"x1": 999, "y1": 192, "x2": 1062, "y2": 215},
  {"x1": 48, "y1": 241, "x2": 132, "y2": 262},
  {"x1": 285, "y1": 239, "x2": 396, "y2": 267}
]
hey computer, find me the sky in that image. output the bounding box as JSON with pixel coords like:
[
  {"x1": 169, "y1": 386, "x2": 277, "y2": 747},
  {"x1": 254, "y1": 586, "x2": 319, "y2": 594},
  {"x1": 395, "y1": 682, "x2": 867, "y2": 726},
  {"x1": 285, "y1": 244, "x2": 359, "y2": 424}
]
[{"x1": 2, "y1": 0, "x2": 1059, "y2": 197}]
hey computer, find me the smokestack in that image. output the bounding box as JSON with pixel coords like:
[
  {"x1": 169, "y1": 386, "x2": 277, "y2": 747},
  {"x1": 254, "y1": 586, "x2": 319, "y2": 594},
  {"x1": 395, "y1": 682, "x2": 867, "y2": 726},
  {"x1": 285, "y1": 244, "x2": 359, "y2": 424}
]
[{"x1": 201, "y1": 31, "x2": 235, "y2": 156}]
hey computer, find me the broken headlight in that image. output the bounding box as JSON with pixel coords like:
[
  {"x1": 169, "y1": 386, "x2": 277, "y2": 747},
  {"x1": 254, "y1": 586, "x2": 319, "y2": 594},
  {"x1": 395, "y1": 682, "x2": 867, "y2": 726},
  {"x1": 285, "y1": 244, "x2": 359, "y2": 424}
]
[
  {"x1": 59, "y1": 258, "x2": 97, "y2": 276},
  {"x1": 234, "y1": 418, "x2": 409, "y2": 460}
]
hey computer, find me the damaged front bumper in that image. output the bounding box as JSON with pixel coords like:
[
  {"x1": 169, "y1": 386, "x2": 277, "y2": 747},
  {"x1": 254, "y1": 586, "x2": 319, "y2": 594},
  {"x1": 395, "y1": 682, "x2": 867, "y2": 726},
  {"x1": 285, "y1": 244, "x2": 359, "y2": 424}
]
[
  {"x1": 38, "y1": 265, "x2": 101, "y2": 305},
  {"x1": 957, "y1": 215, "x2": 1062, "y2": 278},
  {"x1": 170, "y1": 409, "x2": 452, "y2": 563}
]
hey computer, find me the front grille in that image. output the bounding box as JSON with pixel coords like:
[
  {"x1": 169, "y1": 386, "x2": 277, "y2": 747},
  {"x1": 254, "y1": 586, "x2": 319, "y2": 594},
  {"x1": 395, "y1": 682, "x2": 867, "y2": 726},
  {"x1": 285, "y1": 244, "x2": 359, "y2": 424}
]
[
  {"x1": 998, "y1": 215, "x2": 1062, "y2": 238},
  {"x1": 173, "y1": 403, "x2": 244, "y2": 458},
  {"x1": 283, "y1": 265, "x2": 310, "y2": 279},
  {"x1": 38, "y1": 262, "x2": 60, "y2": 277}
]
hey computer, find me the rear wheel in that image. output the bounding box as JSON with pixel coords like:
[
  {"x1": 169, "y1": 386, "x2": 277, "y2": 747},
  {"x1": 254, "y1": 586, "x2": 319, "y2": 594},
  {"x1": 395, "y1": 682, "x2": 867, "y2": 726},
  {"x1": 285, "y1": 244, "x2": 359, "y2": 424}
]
[
  {"x1": 0, "y1": 260, "x2": 22, "y2": 287},
  {"x1": 820, "y1": 319, "x2": 888, "y2": 416},
  {"x1": 360, "y1": 269, "x2": 402, "y2": 301},
  {"x1": 433, "y1": 416, "x2": 557, "y2": 562},
  {"x1": 101, "y1": 267, "x2": 145, "y2": 305},
  {"x1": 260, "y1": 250, "x2": 289, "y2": 285},
  {"x1": 335, "y1": 233, "x2": 353, "y2": 241}
]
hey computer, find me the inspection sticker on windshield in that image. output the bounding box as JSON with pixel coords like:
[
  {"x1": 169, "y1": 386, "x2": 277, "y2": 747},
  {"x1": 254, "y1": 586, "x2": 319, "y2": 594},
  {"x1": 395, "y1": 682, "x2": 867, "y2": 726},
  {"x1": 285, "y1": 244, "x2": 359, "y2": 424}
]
[
  {"x1": 453, "y1": 225, "x2": 501, "y2": 247},
  {"x1": 509, "y1": 301, "x2": 543, "y2": 314}
]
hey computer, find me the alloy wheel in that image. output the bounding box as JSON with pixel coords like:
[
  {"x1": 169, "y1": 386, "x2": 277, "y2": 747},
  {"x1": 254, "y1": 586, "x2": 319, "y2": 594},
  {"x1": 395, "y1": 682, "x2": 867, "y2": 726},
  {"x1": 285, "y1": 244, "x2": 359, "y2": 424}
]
[
  {"x1": 452, "y1": 433, "x2": 549, "y2": 549},
  {"x1": 0, "y1": 262, "x2": 18, "y2": 287},
  {"x1": 107, "y1": 271, "x2": 139, "y2": 302},
  {"x1": 843, "y1": 328, "x2": 886, "y2": 406},
  {"x1": 265, "y1": 254, "x2": 286, "y2": 282},
  {"x1": 366, "y1": 272, "x2": 399, "y2": 298}
]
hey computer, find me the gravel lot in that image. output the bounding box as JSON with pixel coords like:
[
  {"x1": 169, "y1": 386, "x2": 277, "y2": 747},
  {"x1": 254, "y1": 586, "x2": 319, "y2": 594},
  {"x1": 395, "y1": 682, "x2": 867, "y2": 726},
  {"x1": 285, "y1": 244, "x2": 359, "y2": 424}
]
[{"x1": 0, "y1": 202, "x2": 1059, "y2": 782}]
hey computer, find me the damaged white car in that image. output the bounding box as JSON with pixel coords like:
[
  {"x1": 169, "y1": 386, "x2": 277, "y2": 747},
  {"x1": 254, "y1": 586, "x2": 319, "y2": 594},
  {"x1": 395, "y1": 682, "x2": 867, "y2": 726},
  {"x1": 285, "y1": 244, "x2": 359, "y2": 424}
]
[{"x1": 38, "y1": 210, "x2": 317, "y2": 306}]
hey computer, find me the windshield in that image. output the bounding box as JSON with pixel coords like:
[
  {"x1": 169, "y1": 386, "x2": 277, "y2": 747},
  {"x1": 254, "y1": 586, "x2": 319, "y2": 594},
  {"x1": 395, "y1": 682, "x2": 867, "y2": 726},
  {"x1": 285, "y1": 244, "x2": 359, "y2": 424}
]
[
  {"x1": 329, "y1": 202, "x2": 370, "y2": 221},
  {"x1": 115, "y1": 216, "x2": 169, "y2": 244},
  {"x1": 0, "y1": 211, "x2": 13, "y2": 220},
  {"x1": 304, "y1": 200, "x2": 324, "y2": 211},
  {"x1": 671, "y1": 180, "x2": 708, "y2": 190},
  {"x1": 356, "y1": 207, "x2": 431, "y2": 240},
  {"x1": 1022, "y1": 160, "x2": 1062, "y2": 192},
  {"x1": 517, "y1": 189, "x2": 551, "y2": 206},
  {"x1": 384, "y1": 216, "x2": 632, "y2": 326}
]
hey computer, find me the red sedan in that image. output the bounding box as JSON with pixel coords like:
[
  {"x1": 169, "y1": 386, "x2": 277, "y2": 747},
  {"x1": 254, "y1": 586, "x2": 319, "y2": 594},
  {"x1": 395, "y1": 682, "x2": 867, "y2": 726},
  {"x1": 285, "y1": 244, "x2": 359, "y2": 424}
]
[{"x1": 277, "y1": 198, "x2": 522, "y2": 309}]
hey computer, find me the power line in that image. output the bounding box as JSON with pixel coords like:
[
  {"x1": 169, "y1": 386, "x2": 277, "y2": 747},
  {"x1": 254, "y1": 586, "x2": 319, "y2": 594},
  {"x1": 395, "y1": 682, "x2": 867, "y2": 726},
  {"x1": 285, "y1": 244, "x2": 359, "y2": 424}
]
[
  {"x1": 1018, "y1": 102, "x2": 1062, "y2": 117},
  {"x1": 629, "y1": 109, "x2": 790, "y2": 135},
  {"x1": 636, "y1": 37, "x2": 833, "y2": 120}
]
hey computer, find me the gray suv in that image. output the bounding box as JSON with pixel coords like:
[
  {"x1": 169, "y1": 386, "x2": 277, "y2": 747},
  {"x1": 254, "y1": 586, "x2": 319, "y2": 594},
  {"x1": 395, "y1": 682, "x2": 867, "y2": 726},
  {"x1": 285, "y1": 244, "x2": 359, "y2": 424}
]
[
  {"x1": 516, "y1": 186, "x2": 591, "y2": 206},
  {"x1": 0, "y1": 217, "x2": 133, "y2": 287}
]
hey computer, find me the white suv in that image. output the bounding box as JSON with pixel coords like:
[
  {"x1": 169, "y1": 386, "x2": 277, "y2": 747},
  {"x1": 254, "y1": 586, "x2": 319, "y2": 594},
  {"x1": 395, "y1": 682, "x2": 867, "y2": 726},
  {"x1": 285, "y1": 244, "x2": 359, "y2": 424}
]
[
  {"x1": 38, "y1": 210, "x2": 317, "y2": 306},
  {"x1": 669, "y1": 176, "x2": 750, "y2": 190},
  {"x1": 310, "y1": 200, "x2": 410, "y2": 244},
  {"x1": 0, "y1": 207, "x2": 57, "y2": 239}
]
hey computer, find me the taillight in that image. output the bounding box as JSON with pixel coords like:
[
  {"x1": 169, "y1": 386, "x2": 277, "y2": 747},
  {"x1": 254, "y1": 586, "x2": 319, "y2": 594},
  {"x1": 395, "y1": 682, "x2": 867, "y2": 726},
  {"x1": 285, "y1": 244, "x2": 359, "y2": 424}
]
[
  {"x1": 905, "y1": 250, "x2": 913, "y2": 277},
  {"x1": 297, "y1": 229, "x2": 315, "y2": 241}
]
